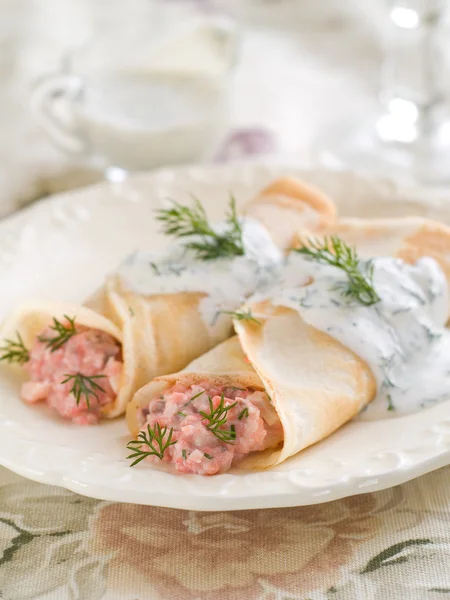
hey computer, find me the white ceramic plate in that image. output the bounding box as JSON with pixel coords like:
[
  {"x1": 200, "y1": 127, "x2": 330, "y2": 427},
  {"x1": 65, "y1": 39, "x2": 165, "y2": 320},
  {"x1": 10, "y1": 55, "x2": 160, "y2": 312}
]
[{"x1": 1, "y1": 163, "x2": 450, "y2": 511}]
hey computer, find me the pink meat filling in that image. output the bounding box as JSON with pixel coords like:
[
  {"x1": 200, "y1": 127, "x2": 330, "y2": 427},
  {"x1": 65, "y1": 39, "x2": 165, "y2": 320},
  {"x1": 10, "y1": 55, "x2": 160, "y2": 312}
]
[
  {"x1": 137, "y1": 382, "x2": 283, "y2": 475},
  {"x1": 21, "y1": 325, "x2": 122, "y2": 425}
]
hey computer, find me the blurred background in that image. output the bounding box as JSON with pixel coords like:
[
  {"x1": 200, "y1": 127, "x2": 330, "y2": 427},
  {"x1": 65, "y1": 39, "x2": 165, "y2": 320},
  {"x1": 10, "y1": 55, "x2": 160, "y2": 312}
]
[{"x1": 1, "y1": 0, "x2": 449, "y2": 216}]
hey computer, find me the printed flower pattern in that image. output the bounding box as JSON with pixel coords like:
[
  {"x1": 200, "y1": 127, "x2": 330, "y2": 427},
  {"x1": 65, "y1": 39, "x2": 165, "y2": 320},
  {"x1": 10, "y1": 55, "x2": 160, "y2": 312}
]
[
  {"x1": 0, "y1": 480, "x2": 107, "y2": 600},
  {"x1": 89, "y1": 492, "x2": 402, "y2": 600},
  {"x1": 327, "y1": 539, "x2": 450, "y2": 600},
  {"x1": 1, "y1": 465, "x2": 450, "y2": 600}
]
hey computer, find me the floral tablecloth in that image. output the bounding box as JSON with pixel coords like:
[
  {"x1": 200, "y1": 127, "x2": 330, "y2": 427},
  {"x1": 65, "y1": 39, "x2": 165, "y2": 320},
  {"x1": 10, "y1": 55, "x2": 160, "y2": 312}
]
[{"x1": 2, "y1": 465, "x2": 450, "y2": 600}]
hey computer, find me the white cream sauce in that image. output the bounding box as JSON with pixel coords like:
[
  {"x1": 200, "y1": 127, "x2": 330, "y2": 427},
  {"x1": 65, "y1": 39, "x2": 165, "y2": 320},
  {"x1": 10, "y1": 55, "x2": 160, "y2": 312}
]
[
  {"x1": 117, "y1": 218, "x2": 282, "y2": 343},
  {"x1": 253, "y1": 252, "x2": 450, "y2": 419}
]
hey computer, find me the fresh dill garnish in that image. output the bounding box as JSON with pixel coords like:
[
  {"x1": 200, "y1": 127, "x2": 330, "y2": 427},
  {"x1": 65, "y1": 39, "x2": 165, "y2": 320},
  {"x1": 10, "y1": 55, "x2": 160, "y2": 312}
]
[
  {"x1": 126, "y1": 423, "x2": 176, "y2": 465},
  {"x1": 383, "y1": 376, "x2": 395, "y2": 389},
  {"x1": 150, "y1": 261, "x2": 160, "y2": 276},
  {"x1": 61, "y1": 373, "x2": 106, "y2": 409},
  {"x1": 156, "y1": 195, "x2": 244, "y2": 261},
  {"x1": 422, "y1": 323, "x2": 442, "y2": 341},
  {"x1": 238, "y1": 407, "x2": 249, "y2": 420},
  {"x1": 199, "y1": 394, "x2": 237, "y2": 444},
  {"x1": 166, "y1": 262, "x2": 187, "y2": 277},
  {"x1": 227, "y1": 386, "x2": 246, "y2": 394},
  {"x1": 221, "y1": 308, "x2": 261, "y2": 325},
  {"x1": 387, "y1": 394, "x2": 395, "y2": 411},
  {"x1": 0, "y1": 332, "x2": 29, "y2": 365},
  {"x1": 128, "y1": 307, "x2": 135, "y2": 317},
  {"x1": 182, "y1": 449, "x2": 187, "y2": 459},
  {"x1": 204, "y1": 453, "x2": 213, "y2": 460},
  {"x1": 177, "y1": 411, "x2": 187, "y2": 418},
  {"x1": 381, "y1": 355, "x2": 395, "y2": 370},
  {"x1": 38, "y1": 315, "x2": 77, "y2": 351},
  {"x1": 295, "y1": 236, "x2": 380, "y2": 306},
  {"x1": 182, "y1": 390, "x2": 204, "y2": 408},
  {"x1": 380, "y1": 355, "x2": 395, "y2": 390}
]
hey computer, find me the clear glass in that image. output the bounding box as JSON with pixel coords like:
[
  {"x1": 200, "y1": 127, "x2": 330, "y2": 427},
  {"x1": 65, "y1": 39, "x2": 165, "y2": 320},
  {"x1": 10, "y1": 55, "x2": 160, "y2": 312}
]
[
  {"x1": 314, "y1": 0, "x2": 450, "y2": 185},
  {"x1": 30, "y1": 0, "x2": 239, "y2": 181}
]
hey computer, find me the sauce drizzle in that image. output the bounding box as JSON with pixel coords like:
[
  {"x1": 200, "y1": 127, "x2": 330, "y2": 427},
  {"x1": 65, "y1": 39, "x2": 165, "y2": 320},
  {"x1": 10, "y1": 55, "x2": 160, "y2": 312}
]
[
  {"x1": 256, "y1": 253, "x2": 450, "y2": 419},
  {"x1": 117, "y1": 218, "x2": 282, "y2": 343}
]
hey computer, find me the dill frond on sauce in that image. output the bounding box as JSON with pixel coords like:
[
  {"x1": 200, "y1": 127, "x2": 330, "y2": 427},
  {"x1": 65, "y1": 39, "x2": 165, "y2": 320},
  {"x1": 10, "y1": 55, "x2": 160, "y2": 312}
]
[
  {"x1": 296, "y1": 236, "x2": 380, "y2": 306},
  {"x1": 156, "y1": 196, "x2": 244, "y2": 261}
]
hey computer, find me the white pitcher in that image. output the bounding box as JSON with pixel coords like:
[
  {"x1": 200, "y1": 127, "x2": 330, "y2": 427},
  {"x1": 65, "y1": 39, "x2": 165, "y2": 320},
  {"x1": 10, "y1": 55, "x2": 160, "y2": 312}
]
[{"x1": 30, "y1": 11, "x2": 239, "y2": 178}]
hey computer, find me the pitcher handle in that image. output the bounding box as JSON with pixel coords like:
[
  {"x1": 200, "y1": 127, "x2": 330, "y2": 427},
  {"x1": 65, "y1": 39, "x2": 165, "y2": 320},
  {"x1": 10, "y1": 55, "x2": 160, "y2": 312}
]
[{"x1": 30, "y1": 73, "x2": 88, "y2": 155}]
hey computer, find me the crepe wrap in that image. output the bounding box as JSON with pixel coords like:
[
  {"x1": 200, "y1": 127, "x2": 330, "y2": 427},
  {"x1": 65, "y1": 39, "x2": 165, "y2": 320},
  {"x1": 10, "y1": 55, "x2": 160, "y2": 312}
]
[
  {"x1": 317, "y1": 216, "x2": 450, "y2": 284},
  {"x1": 245, "y1": 176, "x2": 337, "y2": 250},
  {"x1": 127, "y1": 303, "x2": 376, "y2": 469},
  {"x1": 129, "y1": 210, "x2": 450, "y2": 463},
  {"x1": 2, "y1": 177, "x2": 336, "y2": 419},
  {"x1": 0, "y1": 303, "x2": 126, "y2": 418}
]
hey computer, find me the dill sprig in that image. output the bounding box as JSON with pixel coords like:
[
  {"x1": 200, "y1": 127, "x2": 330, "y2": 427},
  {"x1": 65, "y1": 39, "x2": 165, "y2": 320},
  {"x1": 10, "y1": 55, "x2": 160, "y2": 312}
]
[
  {"x1": 387, "y1": 394, "x2": 395, "y2": 411},
  {"x1": 238, "y1": 407, "x2": 249, "y2": 420},
  {"x1": 0, "y1": 332, "x2": 29, "y2": 365},
  {"x1": 296, "y1": 236, "x2": 380, "y2": 306},
  {"x1": 126, "y1": 423, "x2": 176, "y2": 465},
  {"x1": 61, "y1": 373, "x2": 106, "y2": 409},
  {"x1": 156, "y1": 196, "x2": 244, "y2": 261},
  {"x1": 200, "y1": 394, "x2": 237, "y2": 444},
  {"x1": 38, "y1": 315, "x2": 77, "y2": 352},
  {"x1": 182, "y1": 390, "x2": 205, "y2": 408},
  {"x1": 221, "y1": 308, "x2": 261, "y2": 325}
]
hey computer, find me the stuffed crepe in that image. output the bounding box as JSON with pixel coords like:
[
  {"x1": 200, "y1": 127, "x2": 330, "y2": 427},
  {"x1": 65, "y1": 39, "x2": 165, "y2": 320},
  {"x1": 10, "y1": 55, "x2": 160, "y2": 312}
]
[
  {"x1": 0, "y1": 177, "x2": 336, "y2": 424},
  {"x1": 125, "y1": 243, "x2": 450, "y2": 474}
]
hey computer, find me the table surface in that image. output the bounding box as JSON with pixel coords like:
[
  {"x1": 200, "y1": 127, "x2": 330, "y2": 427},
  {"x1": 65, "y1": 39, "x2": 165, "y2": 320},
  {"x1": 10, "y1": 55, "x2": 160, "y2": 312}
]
[{"x1": 2, "y1": 2, "x2": 450, "y2": 599}]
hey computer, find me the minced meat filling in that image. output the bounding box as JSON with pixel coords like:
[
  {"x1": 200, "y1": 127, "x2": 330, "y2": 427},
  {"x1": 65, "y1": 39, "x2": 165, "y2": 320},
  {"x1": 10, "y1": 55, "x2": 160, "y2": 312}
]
[
  {"x1": 22, "y1": 324, "x2": 122, "y2": 425},
  {"x1": 136, "y1": 382, "x2": 282, "y2": 475}
]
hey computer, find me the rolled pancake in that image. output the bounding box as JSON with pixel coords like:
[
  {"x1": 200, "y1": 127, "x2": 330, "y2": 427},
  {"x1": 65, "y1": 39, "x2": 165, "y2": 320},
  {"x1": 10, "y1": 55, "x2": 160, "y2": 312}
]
[
  {"x1": 2, "y1": 176, "x2": 337, "y2": 421},
  {"x1": 127, "y1": 305, "x2": 376, "y2": 470},
  {"x1": 85, "y1": 175, "x2": 338, "y2": 387},
  {"x1": 86, "y1": 281, "x2": 221, "y2": 407},
  {"x1": 0, "y1": 303, "x2": 129, "y2": 418},
  {"x1": 233, "y1": 303, "x2": 376, "y2": 468},
  {"x1": 245, "y1": 176, "x2": 337, "y2": 250},
  {"x1": 127, "y1": 335, "x2": 264, "y2": 437},
  {"x1": 319, "y1": 216, "x2": 450, "y2": 284}
]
